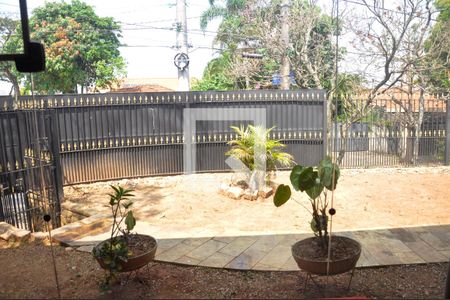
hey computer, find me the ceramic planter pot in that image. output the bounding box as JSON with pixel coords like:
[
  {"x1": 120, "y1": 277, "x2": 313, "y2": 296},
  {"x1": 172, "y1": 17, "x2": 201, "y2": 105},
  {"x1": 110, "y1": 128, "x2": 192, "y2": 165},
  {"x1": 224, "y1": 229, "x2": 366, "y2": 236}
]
[
  {"x1": 291, "y1": 236, "x2": 361, "y2": 275},
  {"x1": 94, "y1": 234, "x2": 157, "y2": 272}
]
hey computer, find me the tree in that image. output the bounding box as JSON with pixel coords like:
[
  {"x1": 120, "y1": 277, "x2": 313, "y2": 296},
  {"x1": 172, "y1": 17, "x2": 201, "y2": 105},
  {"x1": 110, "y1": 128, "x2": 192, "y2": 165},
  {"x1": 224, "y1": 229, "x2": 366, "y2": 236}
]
[
  {"x1": 28, "y1": 0, "x2": 125, "y2": 94},
  {"x1": 191, "y1": 51, "x2": 235, "y2": 91},
  {"x1": 199, "y1": 0, "x2": 337, "y2": 90},
  {"x1": 0, "y1": 17, "x2": 22, "y2": 99},
  {"x1": 341, "y1": 0, "x2": 441, "y2": 164},
  {"x1": 200, "y1": 0, "x2": 248, "y2": 50},
  {"x1": 424, "y1": 0, "x2": 450, "y2": 91}
]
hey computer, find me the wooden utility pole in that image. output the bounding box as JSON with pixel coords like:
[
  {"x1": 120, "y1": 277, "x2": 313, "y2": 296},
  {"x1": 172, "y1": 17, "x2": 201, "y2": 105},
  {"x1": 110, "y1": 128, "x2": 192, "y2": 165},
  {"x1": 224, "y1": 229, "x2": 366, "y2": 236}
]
[
  {"x1": 176, "y1": 0, "x2": 190, "y2": 91},
  {"x1": 280, "y1": 0, "x2": 290, "y2": 90}
]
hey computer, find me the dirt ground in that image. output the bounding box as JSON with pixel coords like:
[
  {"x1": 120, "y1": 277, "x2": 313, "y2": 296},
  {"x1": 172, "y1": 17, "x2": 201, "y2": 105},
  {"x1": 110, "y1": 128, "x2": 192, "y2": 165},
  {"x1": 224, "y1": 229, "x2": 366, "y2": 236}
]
[
  {"x1": 0, "y1": 240, "x2": 448, "y2": 299},
  {"x1": 64, "y1": 166, "x2": 450, "y2": 237}
]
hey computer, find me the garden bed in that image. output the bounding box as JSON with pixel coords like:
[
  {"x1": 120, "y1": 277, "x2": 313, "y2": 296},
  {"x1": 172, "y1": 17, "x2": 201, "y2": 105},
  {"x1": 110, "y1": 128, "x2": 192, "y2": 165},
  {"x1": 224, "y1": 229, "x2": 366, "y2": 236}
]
[
  {"x1": 0, "y1": 240, "x2": 447, "y2": 299},
  {"x1": 63, "y1": 166, "x2": 450, "y2": 237}
]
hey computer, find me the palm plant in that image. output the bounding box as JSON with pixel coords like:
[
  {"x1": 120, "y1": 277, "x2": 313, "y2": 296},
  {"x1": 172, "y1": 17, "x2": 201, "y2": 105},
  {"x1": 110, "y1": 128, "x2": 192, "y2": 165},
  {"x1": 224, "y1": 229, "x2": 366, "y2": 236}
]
[{"x1": 226, "y1": 125, "x2": 294, "y2": 189}]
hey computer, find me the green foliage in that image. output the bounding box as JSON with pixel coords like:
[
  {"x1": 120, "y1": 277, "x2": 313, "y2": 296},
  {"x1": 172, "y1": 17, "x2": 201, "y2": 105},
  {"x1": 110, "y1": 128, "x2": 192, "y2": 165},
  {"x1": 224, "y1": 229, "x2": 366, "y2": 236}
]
[
  {"x1": 273, "y1": 157, "x2": 340, "y2": 250},
  {"x1": 200, "y1": 0, "x2": 246, "y2": 31},
  {"x1": 192, "y1": 51, "x2": 235, "y2": 91},
  {"x1": 198, "y1": 0, "x2": 338, "y2": 90},
  {"x1": 423, "y1": 0, "x2": 450, "y2": 91},
  {"x1": 0, "y1": 17, "x2": 22, "y2": 96},
  {"x1": 92, "y1": 185, "x2": 135, "y2": 288},
  {"x1": 226, "y1": 125, "x2": 294, "y2": 173},
  {"x1": 26, "y1": 0, "x2": 126, "y2": 94}
]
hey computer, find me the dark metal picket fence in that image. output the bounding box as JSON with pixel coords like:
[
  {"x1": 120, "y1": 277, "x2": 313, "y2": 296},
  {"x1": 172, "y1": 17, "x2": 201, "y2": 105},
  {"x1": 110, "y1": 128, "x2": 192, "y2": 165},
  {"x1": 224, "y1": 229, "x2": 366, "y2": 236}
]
[
  {"x1": 10, "y1": 90, "x2": 327, "y2": 185},
  {"x1": 0, "y1": 105, "x2": 62, "y2": 231},
  {"x1": 0, "y1": 89, "x2": 449, "y2": 231},
  {"x1": 329, "y1": 94, "x2": 449, "y2": 168}
]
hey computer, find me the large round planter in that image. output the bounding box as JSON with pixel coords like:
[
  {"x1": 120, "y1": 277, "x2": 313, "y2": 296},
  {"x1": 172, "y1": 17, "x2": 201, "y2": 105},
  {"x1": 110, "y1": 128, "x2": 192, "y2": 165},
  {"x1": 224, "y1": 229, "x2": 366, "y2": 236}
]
[
  {"x1": 291, "y1": 236, "x2": 361, "y2": 275},
  {"x1": 94, "y1": 234, "x2": 158, "y2": 273}
]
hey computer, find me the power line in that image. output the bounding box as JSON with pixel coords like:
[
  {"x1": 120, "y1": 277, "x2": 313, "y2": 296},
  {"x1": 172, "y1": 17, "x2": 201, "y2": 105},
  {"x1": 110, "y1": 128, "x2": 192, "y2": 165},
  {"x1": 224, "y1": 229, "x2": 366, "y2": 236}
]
[
  {"x1": 118, "y1": 15, "x2": 202, "y2": 25},
  {"x1": 341, "y1": 0, "x2": 439, "y2": 22},
  {"x1": 0, "y1": 2, "x2": 19, "y2": 7}
]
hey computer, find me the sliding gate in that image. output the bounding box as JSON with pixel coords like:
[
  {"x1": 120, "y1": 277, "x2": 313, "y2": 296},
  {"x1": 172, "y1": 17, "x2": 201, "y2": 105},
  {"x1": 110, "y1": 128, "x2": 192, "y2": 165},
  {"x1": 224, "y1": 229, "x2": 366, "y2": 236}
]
[{"x1": 0, "y1": 99, "x2": 62, "y2": 232}]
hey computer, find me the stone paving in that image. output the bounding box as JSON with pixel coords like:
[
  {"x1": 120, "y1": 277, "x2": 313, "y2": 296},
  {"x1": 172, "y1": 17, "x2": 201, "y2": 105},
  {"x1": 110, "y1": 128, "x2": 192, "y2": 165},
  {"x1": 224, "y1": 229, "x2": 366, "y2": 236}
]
[{"x1": 50, "y1": 216, "x2": 450, "y2": 271}]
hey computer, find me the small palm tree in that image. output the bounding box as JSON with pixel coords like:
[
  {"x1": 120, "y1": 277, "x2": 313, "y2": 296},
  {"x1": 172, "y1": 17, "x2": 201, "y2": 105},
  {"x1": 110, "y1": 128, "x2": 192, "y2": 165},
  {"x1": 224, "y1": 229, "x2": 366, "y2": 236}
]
[{"x1": 226, "y1": 125, "x2": 294, "y2": 189}]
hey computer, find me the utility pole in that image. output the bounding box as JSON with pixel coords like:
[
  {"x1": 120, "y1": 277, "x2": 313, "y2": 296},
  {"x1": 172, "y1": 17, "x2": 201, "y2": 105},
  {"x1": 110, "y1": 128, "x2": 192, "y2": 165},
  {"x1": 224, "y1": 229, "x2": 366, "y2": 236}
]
[
  {"x1": 280, "y1": 0, "x2": 290, "y2": 90},
  {"x1": 176, "y1": 0, "x2": 190, "y2": 91}
]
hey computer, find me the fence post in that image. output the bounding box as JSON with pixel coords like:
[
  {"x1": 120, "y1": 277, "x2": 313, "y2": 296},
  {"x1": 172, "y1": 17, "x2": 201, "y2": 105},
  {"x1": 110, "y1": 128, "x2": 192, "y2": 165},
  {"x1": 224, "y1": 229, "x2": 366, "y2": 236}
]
[
  {"x1": 445, "y1": 100, "x2": 450, "y2": 166},
  {"x1": 49, "y1": 109, "x2": 64, "y2": 207},
  {"x1": 322, "y1": 94, "x2": 328, "y2": 160}
]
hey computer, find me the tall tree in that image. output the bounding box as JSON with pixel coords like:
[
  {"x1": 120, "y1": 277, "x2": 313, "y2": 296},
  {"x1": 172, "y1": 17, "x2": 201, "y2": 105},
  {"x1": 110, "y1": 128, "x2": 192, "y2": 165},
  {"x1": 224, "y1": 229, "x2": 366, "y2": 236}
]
[
  {"x1": 342, "y1": 0, "x2": 439, "y2": 164},
  {"x1": 198, "y1": 0, "x2": 336, "y2": 90},
  {"x1": 28, "y1": 0, "x2": 125, "y2": 94},
  {"x1": 424, "y1": 0, "x2": 450, "y2": 91},
  {"x1": 192, "y1": 51, "x2": 235, "y2": 91},
  {"x1": 0, "y1": 17, "x2": 21, "y2": 99}
]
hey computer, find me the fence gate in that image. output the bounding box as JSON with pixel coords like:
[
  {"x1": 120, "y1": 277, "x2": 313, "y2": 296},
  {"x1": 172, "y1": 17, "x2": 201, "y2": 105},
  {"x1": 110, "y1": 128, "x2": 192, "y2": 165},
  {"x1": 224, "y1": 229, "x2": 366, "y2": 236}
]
[{"x1": 0, "y1": 101, "x2": 62, "y2": 232}]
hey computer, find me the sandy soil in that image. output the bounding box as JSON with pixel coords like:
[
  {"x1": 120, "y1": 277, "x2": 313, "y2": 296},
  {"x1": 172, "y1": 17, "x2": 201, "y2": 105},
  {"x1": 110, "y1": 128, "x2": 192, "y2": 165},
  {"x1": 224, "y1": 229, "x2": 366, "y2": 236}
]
[
  {"x1": 0, "y1": 240, "x2": 448, "y2": 299},
  {"x1": 64, "y1": 166, "x2": 450, "y2": 237}
]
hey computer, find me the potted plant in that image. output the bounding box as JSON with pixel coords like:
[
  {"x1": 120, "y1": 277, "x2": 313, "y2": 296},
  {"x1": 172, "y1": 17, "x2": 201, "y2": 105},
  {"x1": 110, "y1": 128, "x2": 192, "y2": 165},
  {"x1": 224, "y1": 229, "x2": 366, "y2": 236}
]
[
  {"x1": 273, "y1": 157, "x2": 361, "y2": 275},
  {"x1": 92, "y1": 185, "x2": 157, "y2": 286}
]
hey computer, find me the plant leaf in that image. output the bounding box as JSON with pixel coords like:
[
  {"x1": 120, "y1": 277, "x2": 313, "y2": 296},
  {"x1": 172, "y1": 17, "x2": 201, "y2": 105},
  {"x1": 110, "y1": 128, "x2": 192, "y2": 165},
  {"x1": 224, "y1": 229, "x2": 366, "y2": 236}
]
[
  {"x1": 297, "y1": 168, "x2": 318, "y2": 192},
  {"x1": 273, "y1": 184, "x2": 291, "y2": 207},
  {"x1": 125, "y1": 211, "x2": 136, "y2": 231},
  {"x1": 289, "y1": 165, "x2": 305, "y2": 191},
  {"x1": 305, "y1": 182, "x2": 324, "y2": 199},
  {"x1": 318, "y1": 158, "x2": 340, "y2": 190},
  {"x1": 122, "y1": 201, "x2": 133, "y2": 209}
]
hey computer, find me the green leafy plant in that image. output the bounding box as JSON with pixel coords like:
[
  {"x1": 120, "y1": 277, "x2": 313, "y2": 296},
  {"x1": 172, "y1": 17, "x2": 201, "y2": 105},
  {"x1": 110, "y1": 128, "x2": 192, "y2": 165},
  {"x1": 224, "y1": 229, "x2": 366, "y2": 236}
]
[
  {"x1": 226, "y1": 125, "x2": 294, "y2": 172},
  {"x1": 273, "y1": 157, "x2": 340, "y2": 251},
  {"x1": 226, "y1": 125, "x2": 294, "y2": 190},
  {"x1": 92, "y1": 185, "x2": 135, "y2": 287}
]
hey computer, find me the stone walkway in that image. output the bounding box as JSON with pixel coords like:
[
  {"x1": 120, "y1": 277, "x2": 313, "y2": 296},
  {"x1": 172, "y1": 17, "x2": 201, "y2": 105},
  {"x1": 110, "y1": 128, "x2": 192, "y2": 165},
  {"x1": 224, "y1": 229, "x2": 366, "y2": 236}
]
[{"x1": 51, "y1": 217, "x2": 450, "y2": 271}]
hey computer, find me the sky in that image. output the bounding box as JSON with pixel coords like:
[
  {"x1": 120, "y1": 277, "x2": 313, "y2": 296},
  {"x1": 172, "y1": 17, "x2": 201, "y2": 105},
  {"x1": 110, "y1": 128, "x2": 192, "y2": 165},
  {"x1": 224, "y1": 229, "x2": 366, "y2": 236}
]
[
  {"x1": 0, "y1": 0, "x2": 222, "y2": 94},
  {"x1": 1, "y1": 0, "x2": 423, "y2": 95}
]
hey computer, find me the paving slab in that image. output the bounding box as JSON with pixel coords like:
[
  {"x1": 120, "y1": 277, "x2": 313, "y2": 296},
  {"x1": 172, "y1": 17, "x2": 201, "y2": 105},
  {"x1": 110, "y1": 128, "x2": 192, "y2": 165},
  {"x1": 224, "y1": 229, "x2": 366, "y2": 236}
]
[
  {"x1": 356, "y1": 248, "x2": 380, "y2": 267},
  {"x1": 392, "y1": 251, "x2": 426, "y2": 264},
  {"x1": 408, "y1": 226, "x2": 449, "y2": 251},
  {"x1": 438, "y1": 250, "x2": 450, "y2": 260},
  {"x1": 200, "y1": 252, "x2": 235, "y2": 268},
  {"x1": 156, "y1": 242, "x2": 198, "y2": 262},
  {"x1": 253, "y1": 262, "x2": 280, "y2": 271},
  {"x1": 257, "y1": 244, "x2": 292, "y2": 268},
  {"x1": 280, "y1": 256, "x2": 298, "y2": 271},
  {"x1": 185, "y1": 239, "x2": 228, "y2": 261},
  {"x1": 403, "y1": 239, "x2": 448, "y2": 262},
  {"x1": 218, "y1": 236, "x2": 258, "y2": 256},
  {"x1": 155, "y1": 238, "x2": 184, "y2": 256},
  {"x1": 44, "y1": 215, "x2": 450, "y2": 271},
  {"x1": 175, "y1": 255, "x2": 201, "y2": 266},
  {"x1": 212, "y1": 236, "x2": 237, "y2": 244},
  {"x1": 225, "y1": 241, "x2": 271, "y2": 270}
]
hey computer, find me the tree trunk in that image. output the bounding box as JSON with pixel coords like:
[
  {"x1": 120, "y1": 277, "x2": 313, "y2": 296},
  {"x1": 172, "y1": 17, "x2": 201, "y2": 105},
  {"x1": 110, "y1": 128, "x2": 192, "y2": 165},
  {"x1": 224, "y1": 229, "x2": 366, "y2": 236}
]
[
  {"x1": 280, "y1": 0, "x2": 290, "y2": 90},
  {"x1": 412, "y1": 89, "x2": 425, "y2": 164},
  {"x1": 399, "y1": 126, "x2": 409, "y2": 163},
  {"x1": 3, "y1": 68, "x2": 21, "y2": 108}
]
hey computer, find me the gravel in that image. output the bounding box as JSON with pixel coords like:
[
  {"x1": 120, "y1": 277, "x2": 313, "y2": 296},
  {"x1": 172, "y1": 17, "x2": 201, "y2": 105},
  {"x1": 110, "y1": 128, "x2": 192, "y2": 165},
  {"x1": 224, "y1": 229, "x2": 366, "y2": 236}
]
[{"x1": 0, "y1": 240, "x2": 448, "y2": 299}]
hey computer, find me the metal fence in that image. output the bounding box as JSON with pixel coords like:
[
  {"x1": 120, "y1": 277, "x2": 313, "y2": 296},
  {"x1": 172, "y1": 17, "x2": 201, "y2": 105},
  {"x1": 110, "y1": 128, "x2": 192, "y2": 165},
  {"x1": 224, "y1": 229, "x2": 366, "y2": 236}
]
[
  {"x1": 0, "y1": 102, "x2": 62, "y2": 231},
  {"x1": 1, "y1": 90, "x2": 448, "y2": 188},
  {"x1": 10, "y1": 90, "x2": 327, "y2": 185},
  {"x1": 329, "y1": 93, "x2": 449, "y2": 168},
  {"x1": 0, "y1": 89, "x2": 449, "y2": 231}
]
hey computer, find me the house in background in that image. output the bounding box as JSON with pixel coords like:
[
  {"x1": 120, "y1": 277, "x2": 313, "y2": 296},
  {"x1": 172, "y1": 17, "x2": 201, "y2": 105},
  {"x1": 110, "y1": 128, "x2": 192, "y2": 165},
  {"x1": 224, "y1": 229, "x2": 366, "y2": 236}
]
[{"x1": 105, "y1": 77, "x2": 199, "y2": 93}]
